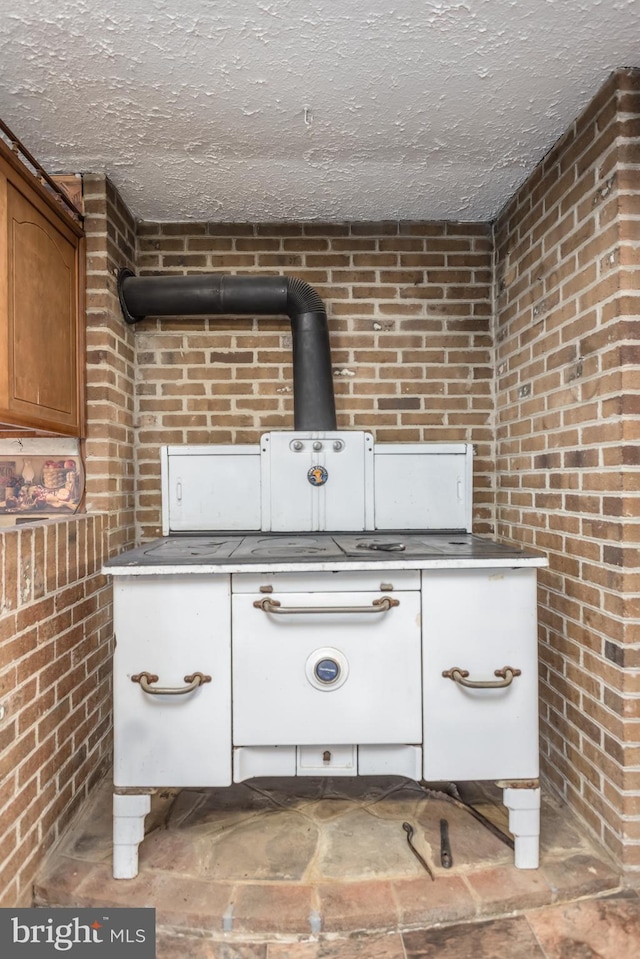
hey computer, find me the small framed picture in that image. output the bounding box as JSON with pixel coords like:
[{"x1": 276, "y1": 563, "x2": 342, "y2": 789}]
[{"x1": 0, "y1": 455, "x2": 83, "y2": 515}]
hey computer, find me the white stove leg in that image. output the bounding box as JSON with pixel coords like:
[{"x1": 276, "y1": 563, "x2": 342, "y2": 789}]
[
  {"x1": 113, "y1": 792, "x2": 152, "y2": 879},
  {"x1": 502, "y1": 785, "x2": 540, "y2": 869}
]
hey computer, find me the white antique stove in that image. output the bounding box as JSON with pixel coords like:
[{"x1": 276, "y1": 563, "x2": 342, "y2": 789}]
[{"x1": 104, "y1": 431, "x2": 546, "y2": 879}]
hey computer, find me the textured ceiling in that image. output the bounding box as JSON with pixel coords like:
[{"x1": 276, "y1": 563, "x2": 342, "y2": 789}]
[{"x1": 0, "y1": 0, "x2": 638, "y2": 222}]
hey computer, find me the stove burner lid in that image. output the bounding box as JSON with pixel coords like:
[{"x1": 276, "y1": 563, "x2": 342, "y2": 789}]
[
  {"x1": 142, "y1": 537, "x2": 242, "y2": 560},
  {"x1": 232, "y1": 535, "x2": 345, "y2": 559}
]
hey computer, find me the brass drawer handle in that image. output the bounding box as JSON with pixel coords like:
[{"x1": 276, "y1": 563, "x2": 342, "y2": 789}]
[
  {"x1": 131, "y1": 671, "x2": 212, "y2": 695},
  {"x1": 253, "y1": 596, "x2": 400, "y2": 614},
  {"x1": 442, "y1": 666, "x2": 521, "y2": 689}
]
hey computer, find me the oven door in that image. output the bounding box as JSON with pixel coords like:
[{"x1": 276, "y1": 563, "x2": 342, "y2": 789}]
[{"x1": 232, "y1": 589, "x2": 422, "y2": 746}]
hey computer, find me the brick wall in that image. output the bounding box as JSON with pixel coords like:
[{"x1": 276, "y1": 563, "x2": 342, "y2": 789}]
[
  {"x1": 494, "y1": 68, "x2": 640, "y2": 868},
  {"x1": 0, "y1": 175, "x2": 138, "y2": 906},
  {"x1": 132, "y1": 221, "x2": 494, "y2": 539},
  {"x1": 83, "y1": 175, "x2": 137, "y2": 556},
  {"x1": 0, "y1": 516, "x2": 110, "y2": 906}
]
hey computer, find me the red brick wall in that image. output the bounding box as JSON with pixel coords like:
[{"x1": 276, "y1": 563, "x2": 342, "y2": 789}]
[
  {"x1": 83, "y1": 175, "x2": 137, "y2": 556},
  {"x1": 132, "y1": 221, "x2": 494, "y2": 539},
  {"x1": 0, "y1": 516, "x2": 110, "y2": 905},
  {"x1": 494, "y1": 68, "x2": 640, "y2": 868}
]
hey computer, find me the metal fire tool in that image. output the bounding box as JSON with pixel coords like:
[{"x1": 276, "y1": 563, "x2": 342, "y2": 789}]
[
  {"x1": 420, "y1": 783, "x2": 514, "y2": 850},
  {"x1": 402, "y1": 822, "x2": 435, "y2": 881},
  {"x1": 440, "y1": 818, "x2": 453, "y2": 868}
]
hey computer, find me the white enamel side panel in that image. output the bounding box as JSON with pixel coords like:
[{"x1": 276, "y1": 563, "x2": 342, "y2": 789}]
[
  {"x1": 374, "y1": 444, "x2": 472, "y2": 531},
  {"x1": 232, "y1": 590, "x2": 422, "y2": 745},
  {"x1": 163, "y1": 445, "x2": 261, "y2": 533},
  {"x1": 422, "y1": 568, "x2": 539, "y2": 781},
  {"x1": 261, "y1": 431, "x2": 374, "y2": 531},
  {"x1": 113, "y1": 575, "x2": 232, "y2": 787}
]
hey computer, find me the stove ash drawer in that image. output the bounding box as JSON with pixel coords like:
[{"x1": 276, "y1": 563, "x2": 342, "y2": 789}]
[
  {"x1": 232, "y1": 589, "x2": 422, "y2": 746},
  {"x1": 297, "y1": 745, "x2": 357, "y2": 775},
  {"x1": 233, "y1": 744, "x2": 422, "y2": 781},
  {"x1": 233, "y1": 745, "x2": 298, "y2": 780}
]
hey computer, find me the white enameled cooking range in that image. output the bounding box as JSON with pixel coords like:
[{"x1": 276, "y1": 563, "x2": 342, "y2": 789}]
[
  {"x1": 106, "y1": 272, "x2": 546, "y2": 880},
  {"x1": 105, "y1": 431, "x2": 546, "y2": 879}
]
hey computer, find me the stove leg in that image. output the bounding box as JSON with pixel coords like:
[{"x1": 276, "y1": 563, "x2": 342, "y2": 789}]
[
  {"x1": 502, "y1": 785, "x2": 540, "y2": 869},
  {"x1": 113, "y1": 792, "x2": 152, "y2": 879}
]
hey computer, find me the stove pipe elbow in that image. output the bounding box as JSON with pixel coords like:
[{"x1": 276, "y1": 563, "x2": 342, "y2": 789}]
[{"x1": 117, "y1": 269, "x2": 337, "y2": 431}]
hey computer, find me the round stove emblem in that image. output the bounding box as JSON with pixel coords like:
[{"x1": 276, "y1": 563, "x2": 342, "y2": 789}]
[
  {"x1": 307, "y1": 465, "x2": 328, "y2": 486},
  {"x1": 314, "y1": 658, "x2": 340, "y2": 684},
  {"x1": 305, "y1": 647, "x2": 349, "y2": 691}
]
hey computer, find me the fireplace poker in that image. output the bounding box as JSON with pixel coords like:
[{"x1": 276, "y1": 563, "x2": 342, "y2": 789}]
[{"x1": 402, "y1": 822, "x2": 435, "y2": 881}]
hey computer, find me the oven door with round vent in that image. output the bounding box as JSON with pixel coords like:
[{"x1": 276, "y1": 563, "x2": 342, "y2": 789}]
[{"x1": 232, "y1": 586, "x2": 422, "y2": 747}]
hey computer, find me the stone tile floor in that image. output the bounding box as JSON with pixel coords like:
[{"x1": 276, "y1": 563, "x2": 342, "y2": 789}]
[{"x1": 35, "y1": 775, "x2": 639, "y2": 957}]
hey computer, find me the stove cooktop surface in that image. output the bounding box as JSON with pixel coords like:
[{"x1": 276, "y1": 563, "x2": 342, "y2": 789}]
[{"x1": 106, "y1": 531, "x2": 536, "y2": 568}]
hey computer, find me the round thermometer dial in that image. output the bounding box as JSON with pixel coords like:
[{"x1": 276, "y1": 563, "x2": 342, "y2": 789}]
[
  {"x1": 314, "y1": 658, "x2": 340, "y2": 684},
  {"x1": 305, "y1": 648, "x2": 349, "y2": 691}
]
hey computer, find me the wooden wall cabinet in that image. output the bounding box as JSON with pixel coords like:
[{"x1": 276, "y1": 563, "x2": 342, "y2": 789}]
[{"x1": 0, "y1": 139, "x2": 85, "y2": 436}]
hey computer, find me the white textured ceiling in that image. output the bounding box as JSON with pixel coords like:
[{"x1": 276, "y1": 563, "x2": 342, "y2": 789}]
[{"x1": 0, "y1": 0, "x2": 638, "y2": 222}]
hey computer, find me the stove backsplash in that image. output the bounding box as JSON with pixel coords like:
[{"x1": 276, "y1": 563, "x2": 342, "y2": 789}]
[{"x1": 162, "y1": 432, "x2": 473, "y2": 535}]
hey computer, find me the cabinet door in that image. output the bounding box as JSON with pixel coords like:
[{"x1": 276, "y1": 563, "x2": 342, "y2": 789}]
[
  {"x1": 113, "y1": 575, "x2": 232, "y2": 787},
  {"x1": 166, "y1": 449, "x2": 261, "y2": 532},
  {"x1": 422, "y1": 568, "x2": 539, "y2": 781},
  {"x1": 374, "y1": 445, "x2": 472, "y2": 530},
  {"x1": 0, "y1": 155, "x2": 84, "y2": 435}
]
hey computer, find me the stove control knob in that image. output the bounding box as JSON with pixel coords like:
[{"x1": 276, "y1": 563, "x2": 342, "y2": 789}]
[
  {"x1": 312, "y1": 441, "x2": 323, "y2": 451},
  {"x1": 332, "y1": 440, "x2": 344, "y2": 452},
  {"x1": 314, "y1": 658, "x2": 340, "y2": 684},
  {"x1": 291, "y1": 440, "x2": 304, "y2": 451}
]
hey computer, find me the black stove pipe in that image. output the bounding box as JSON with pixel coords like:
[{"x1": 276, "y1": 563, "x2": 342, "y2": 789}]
[{"x1": 117, "y1": 269, "x2": 337, "y2": 431}]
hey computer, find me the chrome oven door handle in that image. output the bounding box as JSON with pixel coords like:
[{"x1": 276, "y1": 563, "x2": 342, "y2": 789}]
[
  {"x1": 253, "y1": 596, "x2": 400, "y2": 614},
  {"x1": 131, "y1": 671, "x2": 212, "y2": 695},
  {"x1": 442, "y1": 666, "x2": 521, "y2": 689}
]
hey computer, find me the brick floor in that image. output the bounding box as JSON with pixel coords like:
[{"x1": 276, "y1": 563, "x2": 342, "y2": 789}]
[{"x1": 153, "y1": 894, "x2": 640, "y2": 959}]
